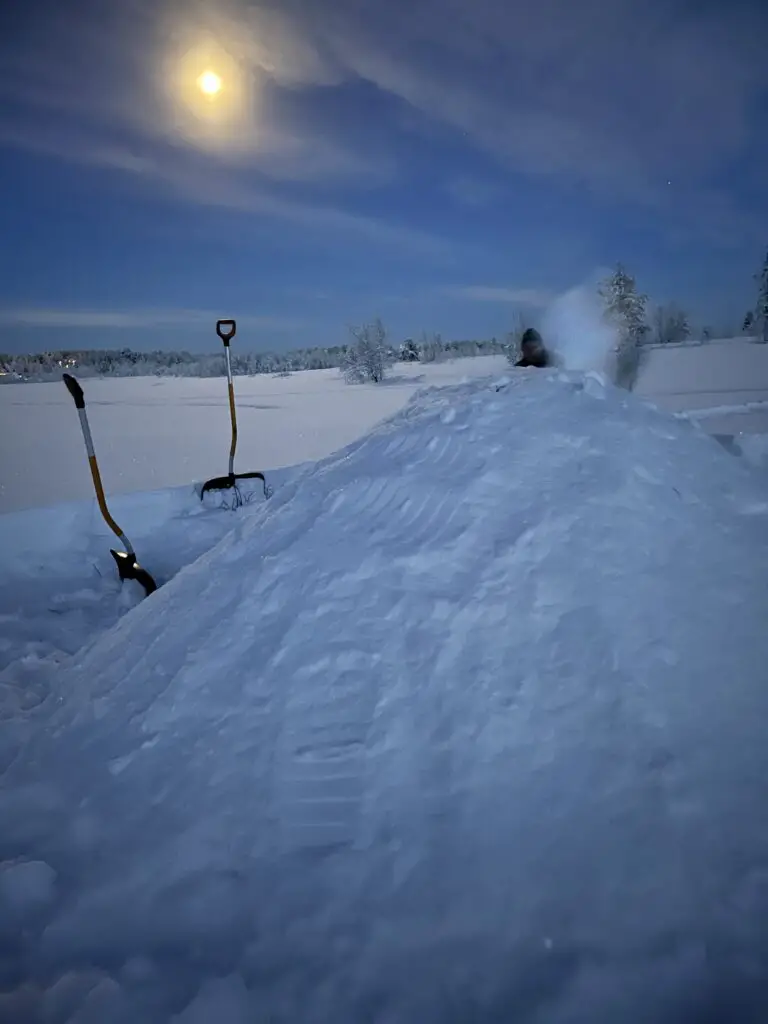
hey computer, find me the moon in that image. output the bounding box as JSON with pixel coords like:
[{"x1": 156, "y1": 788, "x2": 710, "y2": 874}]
[
  {"x1": 161, "y1": 29, "x2": 256, "y2": 153},
  {"x1": 197, "y1": 70, "x2": 222, "y2": 96}
]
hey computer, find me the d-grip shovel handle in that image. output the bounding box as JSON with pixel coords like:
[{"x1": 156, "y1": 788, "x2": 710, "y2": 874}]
[
  {"x1": 216, "y1": 319, "x2": 237, "y2": 345},
  {"x1": 63, "y1": 372, "x2": 85, "y2": 409}
]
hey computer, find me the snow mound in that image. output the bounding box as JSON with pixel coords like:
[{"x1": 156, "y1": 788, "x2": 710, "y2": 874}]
[
  {"x1": 717, "y1": 432, "x2": 768, "y2": 476},
  {"x1": 2, "y1": 370, "x2": 768, "y2": 1023}
]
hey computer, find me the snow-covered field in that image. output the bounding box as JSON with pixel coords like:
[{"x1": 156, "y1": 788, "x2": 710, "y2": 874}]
[
  {"x1": 634, "y1": 336, "x2": 768, "y2": 434},
  {"x1": 0, "y1": 358, "x2": 510, "y2": 515},
  {"x1": 1, "y1": 359, "x2": 768, "y2": 1022},
  {"x1": 4, "y1": 341, "x2": 768, "y2": 516}
]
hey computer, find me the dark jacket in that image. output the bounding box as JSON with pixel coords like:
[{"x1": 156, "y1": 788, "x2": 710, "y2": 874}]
[{"x1": 515, "y1": 328, "x2": 550, "y2": 368}]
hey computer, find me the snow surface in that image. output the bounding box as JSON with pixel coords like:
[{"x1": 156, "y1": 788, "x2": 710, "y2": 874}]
[
  {"x1": 2, "y1": 368, "x2": 768, "y2": 1022},
  {"x1": 0, "y1": 465, "x2": 303, "y2": 772},
  {"x1": 633, "y1": 338, "x2": 768, "y2": 434},
  {"x1": 0, "y1": 358, "x2": 509, "y2": 514},
  {"x1": 3, "y1": 341, "x2": 768, "y2": 516}
]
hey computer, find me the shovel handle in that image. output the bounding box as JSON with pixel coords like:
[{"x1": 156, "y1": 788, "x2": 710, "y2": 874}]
[
  {"x1": 216, "y1": 319, "x2": 237, "y2": 345},
  {"x1": 63, "y1": 372, "x2": 85, "y2": 409}
]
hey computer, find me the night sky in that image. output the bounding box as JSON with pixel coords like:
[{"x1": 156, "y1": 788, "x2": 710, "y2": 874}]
[{"x1": 1, "y1": 0, "x2": 766, "y2": 353}]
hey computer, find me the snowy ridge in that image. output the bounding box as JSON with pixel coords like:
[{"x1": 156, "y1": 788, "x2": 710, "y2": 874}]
[{"x1": 2, "y1": 370, "x2": 768, "y2": 1022}]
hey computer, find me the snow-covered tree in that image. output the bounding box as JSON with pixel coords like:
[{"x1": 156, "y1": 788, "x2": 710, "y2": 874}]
[
  {"x1": 400, "y1": 338, "x2": 420, "y2": 362},
  {"x1": 342, "y1": 318, "x2": 394, "y2": 383},
  {"x1": 598, "y1": 264, "x2": 649, "y2": 389},
  {"x1": 1, "y1": 333, "x2": 522, "y2": 385},
  {"x1": 754, "y1": 250, "x2": 768, "y2": 343},
  {"x1": 417, "y1": 331, "x2": 446, "y2": 363},
  {"x1": 653, "y1": 304, "x2": 690, "y2": 345}
]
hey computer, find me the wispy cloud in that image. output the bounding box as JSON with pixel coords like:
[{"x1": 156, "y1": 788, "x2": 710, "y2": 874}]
[
  {"x1": 1, "y1": 0, "x2": 765, "y2": 248},
  {"x1": 312, "y1": 0, "x2": 766, "y2": 192},
  {"x1": 442, "y1": 286, "x2": 554, "y2": 307},
  {"x1": 0, "y1": 308, "x2": 306, "y2": 331},
  {"x1": 0, "y1": 0, "x2": 381, "y2": 182},
  {"x1": 0, "y1": 123, "x2": 449, "y2": 256}
]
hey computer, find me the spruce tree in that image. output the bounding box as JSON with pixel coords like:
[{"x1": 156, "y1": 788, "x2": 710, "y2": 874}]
[
  {"x1": 755, "y1": 250, "x2": 768, "y2": 344},
  {"x1": 598, "y1": 264, "x2": 649, "y2": 388}
]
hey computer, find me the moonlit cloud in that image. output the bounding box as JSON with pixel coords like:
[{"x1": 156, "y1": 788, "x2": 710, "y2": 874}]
[
  {"x1": 218, "y1": 0, "x2": 766, "y2": 192},
  {"x1": 2, "y1": 0, "x2": 765, "y2": 217},
  {"x1": 0, "y1": 308, "x2": 306, "y2": 331},
  {"x1": 0, "y1": 124, "x2": 444, "y2": 255}
]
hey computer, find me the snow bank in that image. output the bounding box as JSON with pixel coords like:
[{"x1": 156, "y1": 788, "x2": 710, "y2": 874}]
[{"x1": 2, "y1": 369, "x2": 768, "y2": 1023}]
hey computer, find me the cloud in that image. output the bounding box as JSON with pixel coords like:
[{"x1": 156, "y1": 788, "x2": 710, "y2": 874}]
[
  {"x1": 309, "y1": 0, "x2": 767, "y2": 191},
  {"x1": 1, "y1": 0, "x2": 765, "y2": 245},
  {"x1": 0, "y1": 0, "x2": 392, "y2": 186},
  {"x1": 657, "y1": 184, "x2": 768, "y2": 251},
  {"x1": 0, "y1": 123, "x2": 448, "y2": 256},
  {"x1": 0, "y1": 308, "x2": 306, "y2": 331},
  {"x1": 443, "y1": 286, "x2": 554, "y2": 306}
]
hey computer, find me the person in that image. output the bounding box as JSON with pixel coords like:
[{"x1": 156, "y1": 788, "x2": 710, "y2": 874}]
[{"x1": 515, "y1": 327, "x2": 550, "y2": 368}]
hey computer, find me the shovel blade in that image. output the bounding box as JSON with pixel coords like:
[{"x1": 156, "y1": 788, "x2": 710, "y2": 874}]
[
  {"x1": 110, "y1": 549, "x2": 157, "y2": 597},
  {"x1": 200, "y1": 472, "x2": 238, "y2": 495},
  {"x1": 200, "y1": 471, "x2": 269, "y2": 499}
]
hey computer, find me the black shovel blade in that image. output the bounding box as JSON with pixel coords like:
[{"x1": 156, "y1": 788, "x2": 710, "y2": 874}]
[
  {"x1": 200, "y1": 472, "x2": 238, "y2": 495},
  {"x1": 200, "y1": 471, "x2": 268, "y2": 498},
  {"x1": 110, "y1": 549, "x2": 157, "y2": 596}
]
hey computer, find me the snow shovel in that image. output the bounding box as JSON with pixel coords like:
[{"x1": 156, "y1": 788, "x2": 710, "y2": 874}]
[
  {"x1": 200, "y1": 318, "x2": 271, "y2": 508},
  {"x1": 62, "y1": 373, "x2": 157, "y2": 597}
]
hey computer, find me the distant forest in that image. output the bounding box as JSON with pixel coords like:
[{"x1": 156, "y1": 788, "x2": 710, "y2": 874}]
[{"x1": 0, "y1": 335, "x2": 509, "y2": 383}]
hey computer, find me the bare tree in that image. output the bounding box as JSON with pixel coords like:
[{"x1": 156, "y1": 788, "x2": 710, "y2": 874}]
[
  {"x1": 417, "y1": 331, "x2": 446, "y2": 363},
  {"x1": 342, "y1": 318, "x2": 394, "y2": 383},
  {"x1": 653, "y1": 304, "x2": 691, "y2": 344}
]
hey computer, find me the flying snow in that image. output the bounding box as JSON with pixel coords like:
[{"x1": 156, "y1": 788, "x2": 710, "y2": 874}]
[{"x1": 541, "y1": 277, "x2": 620, "y2": 373}]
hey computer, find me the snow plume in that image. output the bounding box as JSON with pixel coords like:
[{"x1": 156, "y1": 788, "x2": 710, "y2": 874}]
[{"x1": 541, "y1": 274, "x2": 618, "y2": 374}]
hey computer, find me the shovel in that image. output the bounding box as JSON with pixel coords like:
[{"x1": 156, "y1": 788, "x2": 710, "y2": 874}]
[
  {"x1": 63, "y1": 373, "x2": 157, "y2": 597},
  {"x1": 200, "y1": 318, "x2": 270, "y2": 507}
]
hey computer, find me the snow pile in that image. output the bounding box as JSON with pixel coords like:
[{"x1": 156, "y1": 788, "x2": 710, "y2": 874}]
[
  {"x1": 713, "y1": 433, "x2": 768, "y2": 475},
  {"x1": 2, "y1": 370, "x2": 768, "y2": 1023},
  {"x1": 732, "y1": 432, "x2": 768, "y2": 471}
]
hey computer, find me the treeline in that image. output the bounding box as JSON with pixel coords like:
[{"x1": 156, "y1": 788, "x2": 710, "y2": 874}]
[{"x1": 0, "y1": 336, "x2": 509, "y2": 383}]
